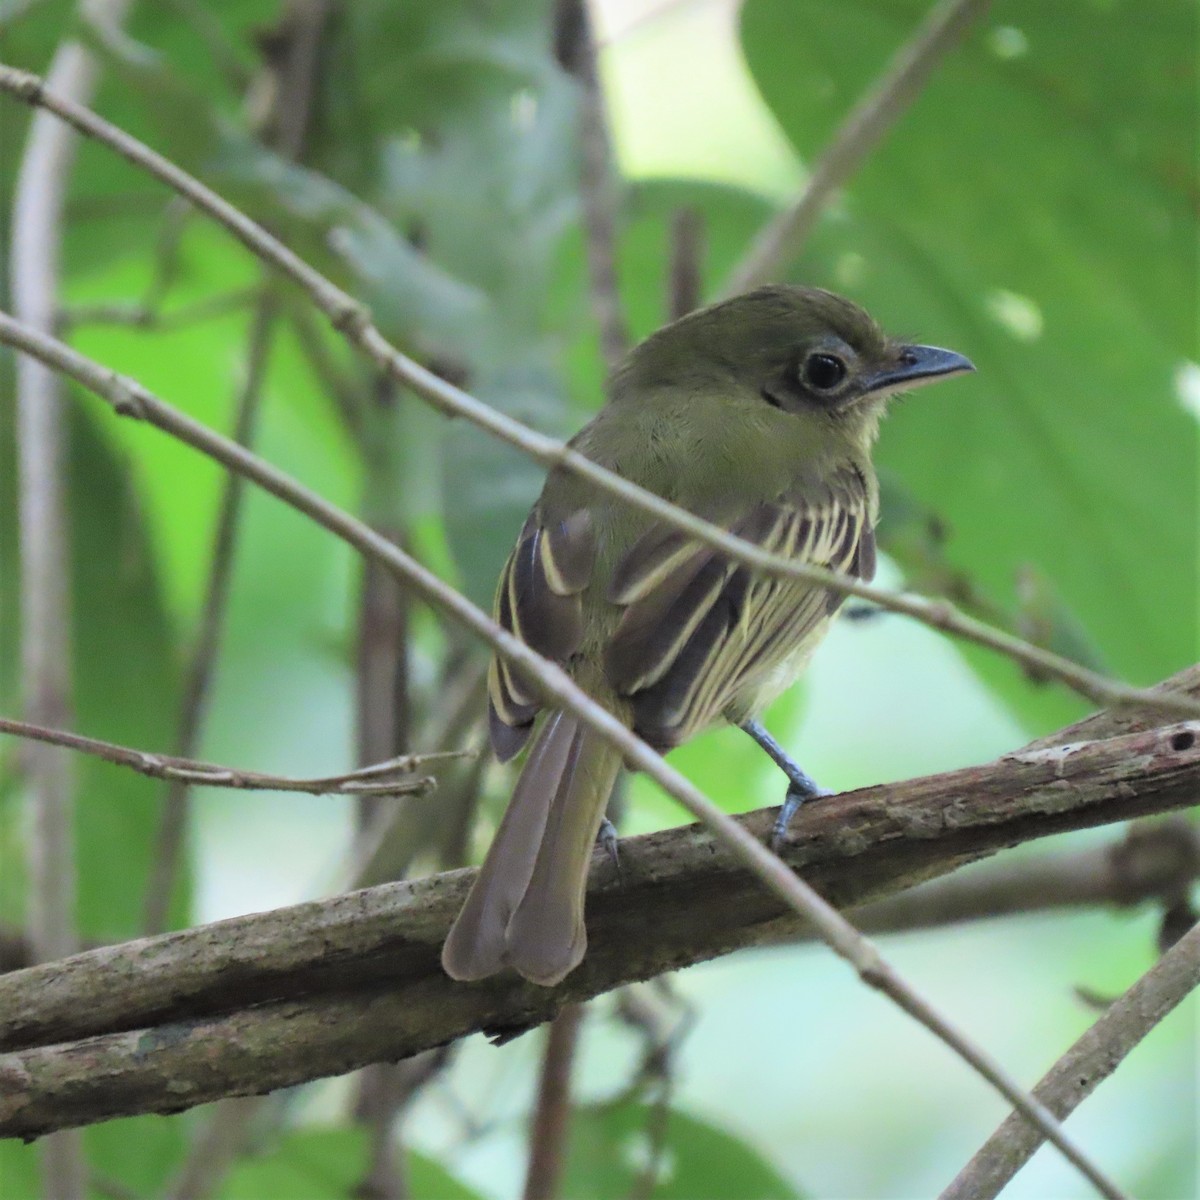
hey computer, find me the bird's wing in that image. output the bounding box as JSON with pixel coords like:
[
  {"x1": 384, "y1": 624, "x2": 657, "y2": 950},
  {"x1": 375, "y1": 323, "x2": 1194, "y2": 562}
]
[
  {"x1": 487, "y1": 509, "x2": 595, "y2": 761},
  {"x1": 605, "y1": 464, "x2": 874, "y2": 749}
]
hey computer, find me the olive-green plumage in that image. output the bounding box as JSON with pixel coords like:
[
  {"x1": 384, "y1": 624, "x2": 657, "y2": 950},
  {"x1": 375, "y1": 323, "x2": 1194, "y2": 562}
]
[{"x1": 441, "y1": 284, "x2": 972, "y2": 986}]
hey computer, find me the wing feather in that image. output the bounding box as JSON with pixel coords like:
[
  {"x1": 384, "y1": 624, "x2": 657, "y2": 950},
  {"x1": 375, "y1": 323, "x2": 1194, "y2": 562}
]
[
  {"x1": 487, "y1": 509, "x2": 595, "y2": 761},
  {"x1": 541, "y1": 511, "x2": 594, "y2": 595},
  {"x1": 607, "y1": 465, "x2": 873, "y2": 748},
  {"x1": 487, "y1": 463, "x2": 875, "y2": 762},
  {"x1": 607, "y1": 526, "x2": 700, "y2": 607},
  {"x1": 605, "y1": 553, "x2": 733, "y2": 695}
]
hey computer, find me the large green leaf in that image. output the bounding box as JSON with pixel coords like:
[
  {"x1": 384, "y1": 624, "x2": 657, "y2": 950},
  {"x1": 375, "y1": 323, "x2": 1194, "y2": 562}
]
[
  {"x1": 66, "y1": 405, "x2": 183, "y2": 937},
  {"x1": 564, "y1": 1102, "x2": 803, "y2": 1199},
  {"x1": 0, "y1": 398, "x2": 182, "y2": 938},
  {"x1": 221, "y1": 1128, "x2": 370, "y2": 1200},
  {"x1": 220, "y1": 1128, "x2": 481, "y2": 1200},
  {"x1": 741, "y1": 0, "x2": 1198, "y2": 712}
]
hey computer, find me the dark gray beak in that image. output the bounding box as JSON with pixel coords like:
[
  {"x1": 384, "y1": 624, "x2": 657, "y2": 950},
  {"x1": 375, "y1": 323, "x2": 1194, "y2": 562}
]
[{"x1": 864, "y1": 344, "x2": 975, "y2": 395}]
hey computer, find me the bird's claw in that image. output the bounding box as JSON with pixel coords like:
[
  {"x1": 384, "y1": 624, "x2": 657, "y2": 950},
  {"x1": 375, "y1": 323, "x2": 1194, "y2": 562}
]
[
  {"x1": 769, "y1": 779, "x2": 832, "y2": 851},
  {"x1": 597, "y1": 816, "x2": 621, "y2": 874}
]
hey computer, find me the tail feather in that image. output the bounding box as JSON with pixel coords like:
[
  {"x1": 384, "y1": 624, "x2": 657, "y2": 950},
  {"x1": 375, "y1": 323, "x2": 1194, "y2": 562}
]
[
  {"x1": 441, "y1": 712, "x2": 620, "y2": 986},
  {"x1": 441, "y1": 712, "x2": 574, "y2": 981},
  {"x1": 505, "y1": 721, "x2": 621, "y2": 985}
]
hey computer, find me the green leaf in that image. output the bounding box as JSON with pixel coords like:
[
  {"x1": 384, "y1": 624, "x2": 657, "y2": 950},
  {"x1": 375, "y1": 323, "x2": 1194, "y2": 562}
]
[
  {"x1": 221, "y1": 1128, "x2": 369, "y2": 1199},
  {"x1": 408, "y1": 1149, "x2": 486, "y2": 1200},
  {"x1": 0, "y1": 1143, "x2": 41, "y2": 1200},
  {"x1": 88, "y1": 1113, "x2": 187, "y2": 1196},
  {"x1": 565, "y1": 1102, "x2": 803, "y2": 1200},
  {"x1": 219, "y1": 1128, "x2": 481, "y2": 1200},
  {"x1": 741, "y1": 0, "x2": 1198, "y2": 725},
  {"x1": 67, "y1": 404, "x2": 184, "y2": 938}
]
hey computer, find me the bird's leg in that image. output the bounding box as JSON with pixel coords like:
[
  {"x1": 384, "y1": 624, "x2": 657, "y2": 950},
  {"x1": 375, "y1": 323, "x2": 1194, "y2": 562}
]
[
  {"x1": 842, "y1": 601, "x2": 882, "y2": 622},
  {"x1": 596, "y1": 774, "x2": 626, "y2": 873},
  {"x1": 740, "y1": 719, "x2": 831, "y2": 848},
  {"x1": 597, "y1": 815, "x2": 621, "y2": 872}
]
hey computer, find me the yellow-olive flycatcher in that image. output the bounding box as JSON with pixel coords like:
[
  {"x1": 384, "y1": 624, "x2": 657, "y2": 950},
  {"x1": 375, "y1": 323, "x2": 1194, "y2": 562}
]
[{"x1": 442, "y1": 285, "x2": 973, "y2": 987}]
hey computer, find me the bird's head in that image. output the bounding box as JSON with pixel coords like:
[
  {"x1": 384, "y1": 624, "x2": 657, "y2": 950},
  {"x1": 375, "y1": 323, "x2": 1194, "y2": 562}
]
[{"x1": 613, "y1": 284, "x2": 973, "y2": 444}]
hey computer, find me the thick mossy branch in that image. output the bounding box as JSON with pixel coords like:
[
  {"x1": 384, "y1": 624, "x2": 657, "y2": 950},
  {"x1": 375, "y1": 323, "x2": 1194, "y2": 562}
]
[{"x1": 0, "y1": 717, "x2": 1196, "y2": 1138}]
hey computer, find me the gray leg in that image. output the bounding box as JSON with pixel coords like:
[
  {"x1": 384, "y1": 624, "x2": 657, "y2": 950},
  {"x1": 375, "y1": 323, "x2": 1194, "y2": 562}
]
[
  {"x1": 740, "y1": 719, "x2": 831, "y2": 847},
  {"x1": 843, "y1": 602, "x2": 881, "y2": 622},
  {"x1": 597, "y1": 815, "x2": 620, "y2": 872}
]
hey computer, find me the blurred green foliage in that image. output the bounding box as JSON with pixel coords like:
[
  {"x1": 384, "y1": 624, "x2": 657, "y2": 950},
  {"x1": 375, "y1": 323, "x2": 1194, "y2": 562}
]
[
  {"x1": 564, "y1": 1103, "x2": 802, "y2": 1199},
  {"x1": 742, "y1": 0, "x2": 1198, "y2": 723},
  {"x1": 0, "y1": 0, "x2": 1194, "y2": 1196}
]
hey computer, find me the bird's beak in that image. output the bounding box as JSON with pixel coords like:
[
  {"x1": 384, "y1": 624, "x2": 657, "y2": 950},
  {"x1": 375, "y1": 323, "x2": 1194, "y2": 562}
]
[{"x1": 863, "y1": 344, "x2": 975, "y2": 397}]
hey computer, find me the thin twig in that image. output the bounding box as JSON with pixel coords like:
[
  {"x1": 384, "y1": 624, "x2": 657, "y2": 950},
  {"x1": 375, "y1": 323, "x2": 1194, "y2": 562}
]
[
  {"x1": 0, "y1": 313, "x2": 1146, "y2": 1198},
  {"x1": 524, "y1": 1004, "x2": 585, "y2": 1200},
  {"x1": 353, "y1": 386, "x2": 414, "y2": 1198},
  {"x1": 354, "y1": 1050, "x2": 455, "y2": 1200},
  {"x1": 142, "y1": 288, "x2": 279, "y2": 935},
  {"x1": 60, "y1": 285, "x2": 261, "y2": 333},
  {"x1": 0, "y1": 62, "x2": 1191, "y2": 724},
  {"x1": 722, "y1": 0, "x2": 991, "y2": 295},
  {"x1": 164, "y1": 1096, "x2": 259, "y2": 1200},
  {"x1": 9, "y1": 4, "x2": 131, "y2": 1192},
  {"x1": 287, "y1": 300, "x2": 364, "y2": 438},
  {"x1": 942, "y1": 920, "x2": 1200, "y2": 1200},
  {"x1": 0, "y1": 716, "x2": 460, "y2": 796},
  {"x1": 667, "y1": 207, "x2": 704, "y2": 320},
  {"x1": 614, "y1": 983, "x2": 693, "y2": 1200},
  {"x1": 555, "y1": 0, "x2": 629, "y2": 370}
]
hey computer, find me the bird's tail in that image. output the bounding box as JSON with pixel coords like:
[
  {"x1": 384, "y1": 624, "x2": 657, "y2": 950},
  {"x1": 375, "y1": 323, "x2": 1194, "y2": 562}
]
[{"x1": 441, "y1": 711, "x2": 621, "y2": 986}]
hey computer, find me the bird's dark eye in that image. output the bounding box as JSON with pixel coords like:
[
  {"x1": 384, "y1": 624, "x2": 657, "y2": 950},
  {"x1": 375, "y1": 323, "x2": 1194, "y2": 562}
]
[{"x1": 803, "y1": 353, "x2": 847, "y2": 391}]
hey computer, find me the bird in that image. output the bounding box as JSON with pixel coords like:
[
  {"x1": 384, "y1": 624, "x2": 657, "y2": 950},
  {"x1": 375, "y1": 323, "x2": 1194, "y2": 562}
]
[{"x1": 441, "y1": 284, "x2": 973, "y2": 987}]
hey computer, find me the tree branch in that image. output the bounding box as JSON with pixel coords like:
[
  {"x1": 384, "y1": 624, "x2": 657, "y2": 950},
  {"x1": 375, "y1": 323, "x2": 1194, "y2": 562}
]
[
  {"x1": 834, "y1": 818, "x2": 1199, "y2": 942},
  {"x1": 354, "y1": 395, "x2": 415, "y2": 1195},
  {"x1": 3, "y1": 818, "x2": 1193, "y2": 976},
  {"x1": 0, "y1": 717, "x2": 1195, "y2": 1142},
  {"x1": 0, "y1": 61, "x2": 1194, "y2": 724},
  {"x1": 524, "y1": 1004, "x2": 585, "y2": 1200},
  {"x1": 941, "y1": 920, "x2": 1200, "y2": 1200},
  {"x1": 723, "y1": 0, "x2": 990, "y2": 294},
  {"x1": 667, "y1": 207, "x2": 703, "y2": 320}
]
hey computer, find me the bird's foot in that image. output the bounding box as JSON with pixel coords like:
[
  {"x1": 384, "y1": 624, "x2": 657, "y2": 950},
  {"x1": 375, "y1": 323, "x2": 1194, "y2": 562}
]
[
  {"x1": 771, "y1": 777, "x2": 832, "y2": 850},
  {"x1": 597, "y1": 816, "x2": 621, "y2": 873},
  {"x1": 739, "y1": 719, "x2": 832, "y2": 850},
  {"x1": 843, "y1": 601, "x2": 882, "y2": 622}
]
